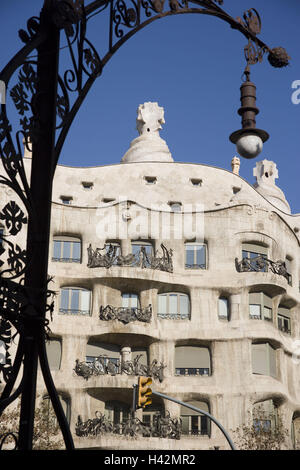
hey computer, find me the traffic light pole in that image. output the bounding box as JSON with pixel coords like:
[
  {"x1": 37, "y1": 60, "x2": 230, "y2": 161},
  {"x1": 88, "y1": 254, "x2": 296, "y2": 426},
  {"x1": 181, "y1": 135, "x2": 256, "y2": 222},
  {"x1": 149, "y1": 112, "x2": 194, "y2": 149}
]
[{"x1": 151, "y1": 390, "x2": 236, "y2": 451}]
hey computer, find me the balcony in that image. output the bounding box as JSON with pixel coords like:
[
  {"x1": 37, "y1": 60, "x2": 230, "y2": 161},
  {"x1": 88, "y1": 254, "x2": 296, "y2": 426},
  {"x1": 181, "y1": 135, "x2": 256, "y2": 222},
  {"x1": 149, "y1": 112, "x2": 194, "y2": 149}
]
[
  {"x1": 87, "y1": 243, "x2": 173, "y2": 273},
  {"x1": 74, "y1": 354, "x2": 166, "y2": 382},
  {"x1": 99, "y1": 304, "x2": 152, "y2": 324},
  {"x1": 235, "y1": 255, "x2": 291, "y2": 283},
  {"x1": 75, "y1": 411, "x2": 181, "y2": 440}
]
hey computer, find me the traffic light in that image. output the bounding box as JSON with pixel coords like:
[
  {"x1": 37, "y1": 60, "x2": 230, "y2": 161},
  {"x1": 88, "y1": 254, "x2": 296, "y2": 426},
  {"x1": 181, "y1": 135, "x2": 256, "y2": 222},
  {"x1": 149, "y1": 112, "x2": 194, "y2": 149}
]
[{"x1": 137, "y1": 376, "x2": 152, "y2": 408}]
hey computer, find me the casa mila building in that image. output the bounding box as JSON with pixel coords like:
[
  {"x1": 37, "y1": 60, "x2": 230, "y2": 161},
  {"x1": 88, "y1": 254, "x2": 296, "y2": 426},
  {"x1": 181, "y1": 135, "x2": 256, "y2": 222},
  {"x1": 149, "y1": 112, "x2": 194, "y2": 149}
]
[{"x1": 1, "y1": 102, "x2": 300, "y2": 450}]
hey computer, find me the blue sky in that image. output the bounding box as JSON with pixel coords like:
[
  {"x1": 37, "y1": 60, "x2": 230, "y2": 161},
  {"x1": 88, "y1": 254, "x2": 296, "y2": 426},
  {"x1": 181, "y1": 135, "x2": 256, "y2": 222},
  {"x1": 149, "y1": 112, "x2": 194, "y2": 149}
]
[{"x1": 1, "y1": 0, "x2": 300, "y2": 213}]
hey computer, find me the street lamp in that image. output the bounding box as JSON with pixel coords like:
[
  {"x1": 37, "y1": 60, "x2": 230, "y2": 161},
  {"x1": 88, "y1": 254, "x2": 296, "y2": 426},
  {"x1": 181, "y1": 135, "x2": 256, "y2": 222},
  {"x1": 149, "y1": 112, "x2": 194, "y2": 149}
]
[{"x1": 229, "y1": 66, "x2": 269, "y2": 159}]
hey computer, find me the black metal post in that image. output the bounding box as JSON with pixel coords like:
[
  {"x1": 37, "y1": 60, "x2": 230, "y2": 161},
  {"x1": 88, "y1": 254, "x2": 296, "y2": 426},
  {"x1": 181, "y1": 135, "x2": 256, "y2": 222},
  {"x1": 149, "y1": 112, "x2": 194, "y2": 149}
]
[{"x1": 18, "y1": 0, "x2": 60, "y2": 450}]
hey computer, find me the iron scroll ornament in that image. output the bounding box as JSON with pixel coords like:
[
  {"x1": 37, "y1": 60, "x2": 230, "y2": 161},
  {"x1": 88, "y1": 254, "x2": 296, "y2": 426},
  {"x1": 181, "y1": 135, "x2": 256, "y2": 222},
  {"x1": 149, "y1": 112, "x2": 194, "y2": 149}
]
[{"x1": 0, "y1": 0, "x2": 290, "y2": 451}]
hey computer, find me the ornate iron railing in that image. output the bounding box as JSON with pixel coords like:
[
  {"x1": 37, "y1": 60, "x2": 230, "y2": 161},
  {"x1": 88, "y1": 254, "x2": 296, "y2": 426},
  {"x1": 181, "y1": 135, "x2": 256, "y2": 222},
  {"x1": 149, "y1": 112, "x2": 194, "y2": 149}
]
[
  {"x1": 75, "y1": 410, "x2": 181, "y2": 439},
  {"x1": 99, "y1": 304, "x2": 152, "y2": 323},
  {"x1": 235, "y1": 256, "x2": 291, "y2": 282},
  {"x1": 175, "y1": 367, "x2": 210, "y2": 376},
  {"x1": 87, "y1": 243, "x2": 173, "y2": 272},
  {"x1": 74, "y1": 354, "x2": 166, "y2": 381}
]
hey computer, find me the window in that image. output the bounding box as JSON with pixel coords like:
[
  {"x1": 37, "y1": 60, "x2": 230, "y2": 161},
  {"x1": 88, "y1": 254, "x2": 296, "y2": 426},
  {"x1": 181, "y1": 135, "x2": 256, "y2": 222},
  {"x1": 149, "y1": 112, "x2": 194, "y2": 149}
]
[
  {"x1": 53, "y1": 237, "x2": 81, "y2": 263},
  {"x1": 242, "y1": 243, "x2": 268, "y2": 272},
  {"x1": 59, "y1": 287, "x2": 91, "y2": 315},
  {"x1": 158, "y1": 293, "x2": 190, "y2": 320},
  {"x1": 131, "y1": 241, "x2": 153, "y2": 267},
  {"x1": 86, "y1": 341, "x2": 120, "y2": 373},
  {"x1": 249, "y1": 292, "x2": 273, "y2": 321},
  {"x1": 190, "y1": 178, "x2": 202, "y2": 187},
  {"x1": 168, "y1": 201, "x2": 182, "y2": 212},
  {"x1": 218, "y1": 297, "x2": 229, "y2": 320},
  {"x1": 252, "y1": 400, "x2": 277, "y2": 433},
  {"x1": 277, "y1": 306, "x2": 291, "y2": 335},
  {"x1": 185, "y1": 243, "x2": 207, "y2": 269},
  {"x1": 180, "y1": 401, "x2": 210, "y2": 436},
  {"x1": 122, "y1": 293, "x2": 139, "y2": 311},
  {"x1": 175, "y1": 346, "x2": 210, "y2": 376},
  {"x1": 45, "y1": 338, "x2": 62, "y2": 371},
  {"x1": 102, "y1": 198, "x2": 116, "y2": 204},
  {"x1": 252, "y1": 342, "x2": 277, "y2": 378},
  {"x1": 81, "y1": 181, "x2": 93, "y2": 190},
  {"x1": 292, "y1": 414, "x2": 300, "y2": 449},
  {"x1": 104, "y1": 401, "x2": 130, "y2": 428},
  {"x1": 43, "y1": 394, "x2": 71, "y2": 425},
  {"x1": 142, "y1": 402, "x2": 164, "y2": 428},
  {"x1": 60, "y1": 196, "x2": 72, "y2": 205},
  {"x1": 144, "y1": 176, "x2": 157, "y2": 185}
]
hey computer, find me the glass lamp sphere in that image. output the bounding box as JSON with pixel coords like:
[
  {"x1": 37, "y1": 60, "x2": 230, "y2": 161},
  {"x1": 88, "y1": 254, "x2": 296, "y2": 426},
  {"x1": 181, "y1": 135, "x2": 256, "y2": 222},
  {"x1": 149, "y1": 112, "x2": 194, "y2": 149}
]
[{"x1": 236, "y1": 133, "x2": 263, "y2": 159}]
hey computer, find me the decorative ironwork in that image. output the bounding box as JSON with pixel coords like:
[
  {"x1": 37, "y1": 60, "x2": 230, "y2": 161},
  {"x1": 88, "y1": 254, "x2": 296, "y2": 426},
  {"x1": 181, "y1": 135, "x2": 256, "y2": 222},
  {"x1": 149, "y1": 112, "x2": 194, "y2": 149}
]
[
  {"x1": 87, "y1": 243, "x2": 173, "y2": 272},
  {"x1": 75, "y1": 410, "x2": 181, "y2": 439},
  {"x1": 74, "y1": 354, "x2": 166, "y2": 381},
  {"x1": 0, "y1": 431, "x2": 19, "y2": 450},
  {"x1": 235, "y1": 255, "x2": 291, "y2": 282},
  {"x1": 99, "y1": 304, "x2": 152, "y2": 323}
]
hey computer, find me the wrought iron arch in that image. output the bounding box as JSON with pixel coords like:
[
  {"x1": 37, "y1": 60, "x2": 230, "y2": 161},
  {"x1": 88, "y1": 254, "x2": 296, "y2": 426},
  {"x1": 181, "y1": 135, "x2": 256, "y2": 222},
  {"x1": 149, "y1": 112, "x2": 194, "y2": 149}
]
[{"x1": 0, "y1": 0, "x2": 290, "y2": 451}]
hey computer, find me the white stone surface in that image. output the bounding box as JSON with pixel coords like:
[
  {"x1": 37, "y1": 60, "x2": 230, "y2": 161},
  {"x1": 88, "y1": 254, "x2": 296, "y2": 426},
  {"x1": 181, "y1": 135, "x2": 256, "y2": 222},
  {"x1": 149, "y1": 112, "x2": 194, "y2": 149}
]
[{"x1": 121, "y1": 102, "x2": 173, "y2": 163}]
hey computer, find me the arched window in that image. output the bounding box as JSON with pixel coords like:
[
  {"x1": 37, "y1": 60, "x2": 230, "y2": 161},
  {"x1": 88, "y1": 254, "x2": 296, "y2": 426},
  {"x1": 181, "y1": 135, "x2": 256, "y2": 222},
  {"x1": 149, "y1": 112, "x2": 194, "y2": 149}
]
[
  {"x1": 277, "y1": 305, "x2": 291, "y2": 335},
  {"x1": 185, "y1": 243, "x2": 207, "y2": 269},
  {"x1": 158, "y1": 293, "x2": 190, "y2": 320},
  {"x1": 175, "y1": 346, "x2": 211, "y2": 376},
  {"x1": 45, "y1": 337, "x2": 62, "y2": 371},
  {"x1": 180, "y1": 401, "x2": 211, "y2": 436},
  {"x1": 252, "y1": 342, "x2": 277, "y2": 378},
  {"x1": 59, "y1": 287, "x2": 91, "y2": 316},
  {"x1": 53, "y1": 236, "x2": 81, "y2": 263},
  {"x1": 249, "y1": 292, "x2": 273, "y2": 321}
]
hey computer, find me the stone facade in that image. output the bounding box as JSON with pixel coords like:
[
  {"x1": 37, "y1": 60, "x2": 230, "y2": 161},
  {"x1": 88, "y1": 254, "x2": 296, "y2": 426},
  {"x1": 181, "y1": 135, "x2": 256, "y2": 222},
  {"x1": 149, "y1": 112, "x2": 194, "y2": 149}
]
[{"x1": 1, "y1": 104, "x2": 300, "y2": 450}]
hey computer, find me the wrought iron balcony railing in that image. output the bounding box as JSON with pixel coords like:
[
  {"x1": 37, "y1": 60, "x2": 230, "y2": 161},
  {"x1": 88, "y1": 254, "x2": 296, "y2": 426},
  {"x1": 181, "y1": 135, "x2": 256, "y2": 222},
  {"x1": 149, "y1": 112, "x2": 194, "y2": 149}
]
[
  {"x1": 99, "y1": 304, "x2": 152, "y2": 324},
  {"x1": 58, "y1": 308, "x2": 91, "y2": 316},
  {"x1": 158, "y1": 312, "x2": 190, "y2": 320},
  {"x1": 75, "y1": 411, "x2": 181, "y2": 440},
  {"x1": 52, "y1": 257, "x2": 81, "y2": 263},
  {"x1": 175, "y1": 368, "x2": 210, "y2": 376},
  {"x1": 74, "y1": 354, "x2": 166, "y2": 382},
  {"x1": 235, "y1": 256, "x2": 291, "y2": 283},
  {"x1": 87, "y1": 243, "x2": 173, "y2": 272}
]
